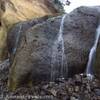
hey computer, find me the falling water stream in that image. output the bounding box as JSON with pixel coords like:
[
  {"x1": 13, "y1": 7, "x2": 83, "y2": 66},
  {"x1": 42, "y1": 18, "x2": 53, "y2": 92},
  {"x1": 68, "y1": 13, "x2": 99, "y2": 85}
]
[
  {"x1": 86, "y1": 25, "x2": 100, "y2": 80},
  {"x1": 13, "y1": 25, "x2": 22, "y2": 54},
  {"x1": 51, "y1": 14, "x2": 67, "y2": 81}
]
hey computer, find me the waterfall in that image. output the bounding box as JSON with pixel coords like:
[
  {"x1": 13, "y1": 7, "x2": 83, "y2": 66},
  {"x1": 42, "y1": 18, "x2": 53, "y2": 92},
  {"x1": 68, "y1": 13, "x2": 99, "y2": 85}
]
[
  {"x1": 86, "y1": 25, "x2": 100, "y2": 80},
  {"x1": 51, "y1": 14, "x2": 67, "y2": 81},
  {"x1": 13, "y1": 25, "x2": 22, "y2": 54}
]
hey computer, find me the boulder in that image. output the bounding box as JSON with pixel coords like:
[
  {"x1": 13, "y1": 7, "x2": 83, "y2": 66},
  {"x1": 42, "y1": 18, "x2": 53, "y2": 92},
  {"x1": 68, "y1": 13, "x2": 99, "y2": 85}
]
[{"x1": 8, "y1": 6, "x2": 100, "y2": 91}]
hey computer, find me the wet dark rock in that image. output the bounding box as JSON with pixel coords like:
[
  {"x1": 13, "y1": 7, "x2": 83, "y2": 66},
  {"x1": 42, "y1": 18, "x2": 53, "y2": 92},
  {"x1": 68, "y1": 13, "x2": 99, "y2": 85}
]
[
  {"x1": 94, "y1": 88, "x2": 100, "y2": 96},
  {"x1": 7, "y1": 6, "x2": 100, "y2": 90},
  {"x1": 73, "y1": 75, "x2": 82, "y2": 86},
  {"x1": 74, "y1": 86, "x2": 80, "y2": 92}
]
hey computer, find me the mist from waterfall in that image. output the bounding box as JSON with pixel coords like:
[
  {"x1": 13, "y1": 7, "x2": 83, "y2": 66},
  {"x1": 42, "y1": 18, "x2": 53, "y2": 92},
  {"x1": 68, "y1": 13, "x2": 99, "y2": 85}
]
[
  {"x1": 51, "y1": 14, "x2": 67, "y2": 81},
  {"x1": 86, "y1": 25, "x2": 100, "y2": 80}
]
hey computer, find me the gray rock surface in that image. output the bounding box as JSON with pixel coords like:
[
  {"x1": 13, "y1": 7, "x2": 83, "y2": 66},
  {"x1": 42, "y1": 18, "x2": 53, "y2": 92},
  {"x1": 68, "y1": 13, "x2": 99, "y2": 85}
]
[{"x1": 7, "y1": 6, "x2": 100, "y2": 90}]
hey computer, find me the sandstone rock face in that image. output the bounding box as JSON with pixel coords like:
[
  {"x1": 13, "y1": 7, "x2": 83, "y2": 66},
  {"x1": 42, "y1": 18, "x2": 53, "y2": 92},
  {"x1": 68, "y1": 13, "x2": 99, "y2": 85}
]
[
  {"x1": 0, "y1": 26, "x2": 7, "y2": 61},
  {"x1": 1, "y1": 0, "x2": 62, "y2": 29},
  {"x1": 0, "y1": 0, "x2": 7, "y2": 61},
  {"x1": 0, "y1": 0, "x2": 62, "y2": 61},
  {"x1": 8, "y1": 6, "x2": 100, "y2": 90}
]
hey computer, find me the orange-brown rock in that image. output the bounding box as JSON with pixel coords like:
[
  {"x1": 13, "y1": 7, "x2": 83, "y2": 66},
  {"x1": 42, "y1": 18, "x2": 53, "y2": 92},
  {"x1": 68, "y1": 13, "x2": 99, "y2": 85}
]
[{"x1": 1, "y1": 0, "x2": 61, "y2": 28}]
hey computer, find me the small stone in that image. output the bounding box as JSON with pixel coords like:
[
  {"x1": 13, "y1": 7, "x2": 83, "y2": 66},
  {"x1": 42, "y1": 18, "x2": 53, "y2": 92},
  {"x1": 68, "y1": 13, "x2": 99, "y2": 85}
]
[
  {"x1": 84, "y1": 90, "x2": 89, "y2": 94},
  {"x1": 75, "y1": 75, "x2": 82, "y2": 82},
  {"x1": 49, "y1": 89, "x2": 57, "y2": 96},
  {"x1": 74, "y1": 86, "x2": 80, "y2": 92},
  {"x1": 68, "y1": 86, "x2": 74, "y2": 93},
  {"x1": 40, "y1": 91, "x2": 45, "y2": 96},
  {"x1": 70, "y1": 96, "x2": 78, "y2": 100},
  {"x1": 94, "y1": 89, "x2": 100, "y2": 96},
  {"x1": 86, "y1": 84, "x2": 91, "y2": 92}
]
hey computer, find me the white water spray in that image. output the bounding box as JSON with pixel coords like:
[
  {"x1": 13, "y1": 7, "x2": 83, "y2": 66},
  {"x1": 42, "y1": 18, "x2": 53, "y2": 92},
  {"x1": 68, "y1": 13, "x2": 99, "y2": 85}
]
[
  {"x1": 51, "y1": 14, "x2": 67, "y2": 81},
  {"x1": 86, "y1": 25, "x2": 100, "y2": 80}
]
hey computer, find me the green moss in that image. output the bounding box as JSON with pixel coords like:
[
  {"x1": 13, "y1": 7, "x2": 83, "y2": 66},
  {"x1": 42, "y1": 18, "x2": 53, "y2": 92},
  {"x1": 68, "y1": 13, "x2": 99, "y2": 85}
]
[
  {"x1": 8, "y1": 57, "x2": 33, "y2": 91},
  {"x1": 0, "y1": 26, "x2": 7, "y2": 61},
  {"x1": 8, "y1": 58, "x2": 18, "y2": 91}
]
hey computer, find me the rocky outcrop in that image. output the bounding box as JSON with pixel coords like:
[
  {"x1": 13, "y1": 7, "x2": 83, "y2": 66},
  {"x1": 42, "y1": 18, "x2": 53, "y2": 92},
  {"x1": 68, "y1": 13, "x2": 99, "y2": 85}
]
[
  {"x1": 0, "y1": 0, "x2": 62, "y2": 61},
  {"x1": 8, "y1": 6, "x2": 100, "y2": 91}
]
